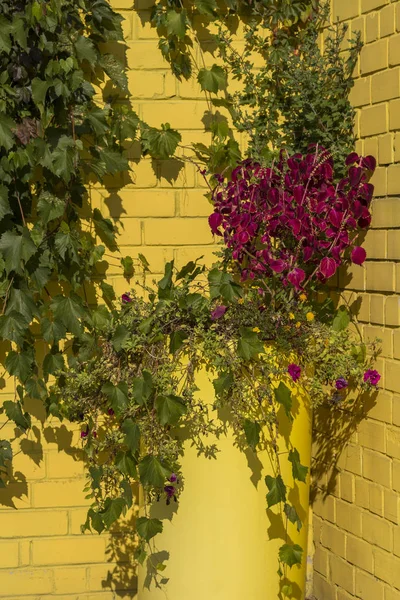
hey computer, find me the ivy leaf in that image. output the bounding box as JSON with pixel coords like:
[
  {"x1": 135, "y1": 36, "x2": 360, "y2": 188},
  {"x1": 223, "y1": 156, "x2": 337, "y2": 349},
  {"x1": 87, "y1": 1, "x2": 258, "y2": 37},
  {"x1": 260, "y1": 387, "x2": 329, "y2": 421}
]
[
  {"x1": 75, "y1": 36, "x2": 97, "y2": 64},
  {"x1": 37, "y1": 192, "x2": 65, "y2": 224},
  {"x1": 237, "y1": 327, "x2": 264, "y2": 361},
  {"x1": 279, "y1": 543, "x2": 303, "y2": 568},
  {"x1": 100, "y1": 497, "x2": 126, "y2": 528},
  {"x1": 0, "y1": 186, "x2": 11, "y2": 221},
  {"x1": 139, "y1": 455, "x2": 171, "y2": 488},
  {"x1": 284, "y1": 503, "x2": 302, "y2": 532},
  {"x1": 212, "y1": 371, "x2": 234, "y2": 396},
  {"x1": 86, "y1": 107, "x2": 109, "y2": 136},
  {"x1": 102, "y1": 382, "x2": 129, "y2": 415},
  {"x1": 41, "y1": 318, "x2": 66, "y2": 344},
  {"x1": 155, "y1": 394, "x2": 187, "y2": 426},
  {"x1": 166, "y1": 9, "x2": 187, "y2": 39},
  {"x1": 132, "y1": 371, "x2": 153, "y2": 405},
  {"x1": 121, "y1": 418, "x2": 140, "y2": 453},
  {"x1": 3, "y1": 400, "x2": 31, "y2": 432},
  {"x1": 5, "y1": 351, "x2": 33, "y2": 383},
  {"x1": 288, "y1": 449, "x2": 308, "y2": 483},
  {"x1": 51, "y1": 294, "x2": 86, "y2": 336},
  {"x1": 100, "y1": 54, "x2": 128, "y2": 92},
  {"x1": 0, "y1": 311, "x2": 29, "y2": 346},
  {"x1": 265, "y1": 474, "x2": 286, "y2": 508},
  {"x1": 274, "y1": 382, "x2": 293, "y2": 420},
  {"x1": 0, "y1": 113, "x2": 15, "y2": 151},
  {"x1": 243, "y1": 419, "x2": 261, "y2": 451},
  {"x1": 0, "y1": 230, "x2": 37, "y2": 274},
  {"x1": 43, "y1": 352, "x2": 65, "y2": 376},
  {"x1": 198, "y1": 65, "x2": 227, "y2": 93},
  {"x1": 169, "y1": 330, "x2": 188, "y2": 354},
  {"x1": 115, "y1": 451, "x2": 137, "y2": 477},
  {"x1": 98, "y1": 148, "x2": 129, "y2": 175},
  {"x1": 54, "y1": 223, "x2": 79, "y2": 263},
  {"x1": 51, "y1": 136, "x2": 77, "y2": 182},
  {"x1": 137, "y1": 516, "x2": 163, "y2": 542},
  {"x1": 6, "y1": 288, "x2": 39, "y2": 322},
  {"x1": 332, "y1": 306, "x2": 350, "y2": 332},
  {"x1": 31, "y1": 78, "x2": 49, "y2": 107},
  {"x1": 142, "y1": 124, "x2": 181, "y2": 160},
  {"x1": 208, "y1": 269, "x2": 242, "y2": 302},
  {"x1": 194, "y1": 0, "x2": 217, "y2": 16}
]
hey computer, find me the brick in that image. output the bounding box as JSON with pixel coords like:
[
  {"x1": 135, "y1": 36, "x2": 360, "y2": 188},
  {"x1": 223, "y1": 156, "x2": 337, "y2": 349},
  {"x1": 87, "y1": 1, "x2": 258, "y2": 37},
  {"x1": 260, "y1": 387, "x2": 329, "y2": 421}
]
[
  {"x1": 321, "y1": 522, "x2": 346, "y2": 558},
  {"x1": 387, "y1": 426, "x2": 400, "y2": 460},
  {"x1": 361, "y1": 103, "x2": 387, "y2": 136},
  {"x1": 388, "y1": 164, "x2": 400, "y2": 195},
  {"x1": 174, "y1": 244, "x2": 219, "y2": 269},
  {"x1": 368, "y1": 390, "x2": 392, "y2": 423},
  {"x1": 0, "y1": 509, "x2": 68, "y2": 537},
  {"x1": 363, "y1": 448, "x2": 391, "y2": 487},
  {"x1": 371, "y1": 166, "x2": 387, "y2": 196},
  {"x1": 372, "y1": 69, "x2": 400, "y2": 103},
  {"x1": 379, "y1": 133, "x2": 394, "y2": 165},
  {"x1": 366, "y1": 12, "x2": 380, "y2": 43},
  {"x1": 361, "y1": 40, "x2": 388, "y2": 74},
  {"x1": 363, "y1": 230, "x2": 387, "y2": 259},
  {"x1": 32, "y1": 536, "x2": 106, "y2": 565},
  {"x1": 380, "y1": 5, "x2": 395, "y2": 38},
  {"x1": 370, "y1": 482, "x2": 384, "y2": 516},
  {"x1": 126, "y1": 41, "x2": 168, "y2": 69},
  {"x1": 396, "y1": 263, "x2": 400, "y2": 293},
  {"x1": 395, "y1": 132, "x2": 400, "y2": 162},
  {"x1": 128, "y1": 70, "x2": 175, "y2": 99},
  {"x1": 386, "y1": 296, "x2": 400, "y2": 326},
  {"x1": 46, "y1": 451, "x2": 85, "y2": 479},
  {"x1": 333, "y1": 0, "x2": 360, "y2": 21},
  {"x1": 141, "y1": 101, "x2": 209, "y2": 129},
  {"x1": 313, "y1": 573, "x2": 334, "y2": 600},
  {"x1": 374, "y1": 549, "x2": 400, "y2": 588},
  {"x1": 386, "y1": 587, "x2": 400, "y2": 600},
  {"x1": 0, "y1": 541, "x2": 19, "y2": 567},
  {"x1": 144, "y1": 218, "x2": 213, "y2": 245},
  {"x1": 388, "y1": 231, "x2": 400, "y2": 260},
  {"x1": 395, "y1": 331, "x2": 400, "y2": 360},
  {"x1": 179, "y1": 190, "x2": 212, "y2": 217},
  {"x1": 33, "y1": 479, "x2": 89, "y2": 508},
  {"x1": 337, "y1": 444, "x2": 362, "y2": 476},
  {"x1": 364, "y1": 135, "x2": 379, "y2": 158},
  {"x1": 393, "y1": 459, "x2": 400, "y2": 492},
  {"x1": 347, "y1": 535, "x2": 374, "y2": 572},
  {"x1": 389, "y1": 98, "x2": 400, "y2": 130},
  {"x1": 358, "y1": 418, "x2": 386, "y2": 452},
  {"x1": 364, "y1": 325, "x2": 392, "y2": 358},
  {"x1": 366, "y1": 262, "x2": 394, "y2": 292},
  {"x1": 330, "y1": 554, "x2": 355, "y2": 595},
  {"x1": 356, "y1": 570, "x2": 385, "y2": 600},
  {"x1": 314, "y1": 544, "x2": 328, "y2": 577},
  {"x1": 386, "y1": 360, "x2": 400, "y2": 394},
  {"x1": 131, "y1": 159, "x2": 158, "y2": 188},
  {"x1": 397, "y1": 2, "x2": 400, "y2": 32},
  {"x1": 384, "y1": 488, "x2": 399, "y2": 524},
  {"x1": 395, "y1": 527, "x2": 400, "y2": 558},
  {"x1": 363, "y1": 511, "x2": 392, "y2": 551},
  {"x1": 336, "y1": 499, "x2": 362, "y2": 537},
  {"x1": 355, "y1": 476, "x2": 370, "y2": 509},
  {"x1": 390, "y1": 34, "x2": 400, "y2": 67},
  {"x1": 115, "y1": 218, "x2": 142, "y2": 246},
  {"x1": 340, "y1": 471, "x2": 355, "y2": 503},
  {"x1": 54, "y1": 566, "x2": 87, "y2": 594},
  {"x1": 361, "y1": 0, "x2": 389, "y2": 12},
  {"x1": 350, "y1": 77, "x2": 371, "y2": 107},
  {"x1": 370, "y1": 294, "x2": 385, "y2": 324},
  {"x1": 110, "y1": 189, "x2": 176, "y2": 218},
  {"x1": 0, "y1": 568, "x2": 53, "y2": 595}
]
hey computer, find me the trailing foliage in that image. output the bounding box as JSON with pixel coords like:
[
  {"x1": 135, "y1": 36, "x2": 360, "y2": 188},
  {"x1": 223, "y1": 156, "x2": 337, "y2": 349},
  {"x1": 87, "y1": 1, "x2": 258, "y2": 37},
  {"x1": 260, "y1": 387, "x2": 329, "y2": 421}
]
[{"x1": 0, "y1": 0, "x2": 179, "y2": 484}]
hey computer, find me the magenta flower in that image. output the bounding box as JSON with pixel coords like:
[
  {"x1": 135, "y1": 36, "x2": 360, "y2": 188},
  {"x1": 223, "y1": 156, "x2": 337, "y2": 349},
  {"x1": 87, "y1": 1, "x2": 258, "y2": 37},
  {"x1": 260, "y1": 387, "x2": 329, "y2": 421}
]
[
  {"x1": 288, "y1": 364, "x2": 301, "y2": 382},
  {"x1": 107, "y1": 408, "x2": 115, "y2": 416},
  {"x1": 211, "y1": 305, "x2": 227, "y2": 320},
  {"x1": 80, "y1": 428, "x2": 88, "y2": 439},
  {"x1": 335, "y1": 377, "x2": 348, "y2": 390},
  {"x1": 351, "y1": 246, "x2": 367, "y2": 266},
  {"x1": 169, "y1": 473, "x2": 177, "y2": 483},
  {"x1": 121, "y1": 293, "x2": 131, "y2": 304},
  {"x1": 164, "y1": 485, "x2": 176, "y2": 503},
  {"x1": 364, "y1": 369, "x2": 381, "y2": 386}
]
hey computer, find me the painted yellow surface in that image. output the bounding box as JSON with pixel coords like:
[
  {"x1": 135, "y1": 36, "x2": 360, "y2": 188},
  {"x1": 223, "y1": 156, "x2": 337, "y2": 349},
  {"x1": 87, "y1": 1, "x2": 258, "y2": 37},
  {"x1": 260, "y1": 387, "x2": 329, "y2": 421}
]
[{"x1": 138, "y1": 369, "x2": 312, "y2": 600}]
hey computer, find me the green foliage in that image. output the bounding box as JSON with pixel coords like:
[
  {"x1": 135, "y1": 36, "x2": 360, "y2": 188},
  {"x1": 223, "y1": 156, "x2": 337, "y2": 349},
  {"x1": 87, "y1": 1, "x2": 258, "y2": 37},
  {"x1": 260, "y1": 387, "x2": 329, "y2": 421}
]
[
  {"x1": 137, "y1": 516, "x2": 163, "y2": 541},
  {"x1": 279, "y1": 543, "x2": 303, "y2": 568},
  {"x1": 265, "y1": 474, "x2": 287, "y2": 508},
  {"x1": 288, "y1": 449, "x2": 308, "y2": 483}
]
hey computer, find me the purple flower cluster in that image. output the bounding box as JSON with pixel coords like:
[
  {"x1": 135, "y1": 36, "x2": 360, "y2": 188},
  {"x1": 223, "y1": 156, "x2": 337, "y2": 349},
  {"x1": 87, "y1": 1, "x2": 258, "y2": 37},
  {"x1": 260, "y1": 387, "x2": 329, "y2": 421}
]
[
  {"x1": 209, "y1": 149, "x2": 375, "y2": 290},
  {"x1": 364, "y1": 369, "x2": 381, "y2": 386}
]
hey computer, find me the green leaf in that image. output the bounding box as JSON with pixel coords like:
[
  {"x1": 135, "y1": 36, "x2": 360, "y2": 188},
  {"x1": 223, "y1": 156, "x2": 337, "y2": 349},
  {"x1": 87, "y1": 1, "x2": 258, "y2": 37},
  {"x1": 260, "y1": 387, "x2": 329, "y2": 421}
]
[
  {"x1": 158, "y1": 261, "x2": 174, "y2": 299},
  {"x1": 43, "y1": 352, "x2": 65, "y2": 376},
  {"x1": 112, "y1": 324, "x2": 130, "y2": 351},
  {"x1": 243, "y1": 419, "x2": 261, "y2": 451},
  {"x1": 6, "y1": 288, "x2": 38, "y2": 322},
  {"x1": 75, "y1": 36, "x2": 97, "y2": 64},
  {"x1": 51, "y1": 136, "x2": 77, "y2": 182},
  {"x1": 3, "y1": 400, "x2": 31, "y2": 431},
  {"x1": 102, "y1": 382, "x2": 129, "y2": 415},
  {"x1": 284, "y1": 503, "x2": 302, "y2": 532},
  {"x1": 142, "y1": 124, "x2": 181, "y2": 160},
  {"x1": 121, "y1": 479, "x2": 133, "y2": 509},
  {"x1": 37, "y1": 192, "x2": 65, "y2": 224},
  {"x1": 41, "y1": 318, "x2": 66, "y2": 344},
  {"x1": 85, "y1": 508, "x2": 105, "y2": 534},
  {"x1": 265, "y1": 474, "x2": 286, "y2": 508},
  {"x1": 100, "y1": 54, "x2": 128, "y2": 92},
  {"x1": 0, "y1": 311, "x2": 29, "y2": 346},
  {"x1": 5, "y1": 351, "x2": 33, "y2": 383},
  {"x1": 100, "y1": 497, "x2": 126, "y2": 528},
  {"x1": 0, "y1": 440, "x2": 12, "y2": 468},
  {"x1": 279, "y1": 543, "x2": 303, "y2": 568},
  {"x1": 288, "y1": 448, "x2": 308, "y2": 483},
  {"x1": 237, "y1": 327, "x2": 264, "y2": 361},
  {"x1": 194, "y1": 0, "x2": 217, "y2": 16},
  {"x1": 51, "y1": 295, "x2": 86, "y2": 336},
  {"x1": 198, "y1": 65, "x2": 227, "y2": 94},
  {"x1": 138, "y1": 253, "x2": 150, "y2": 272},
  {"x1": 93, "y1": 208, "x2": 116, "y2": 248},
  {"x1": 0, "y1": 19, "x2": 11, "y2": 54},
  {"x1": 139, "y1": 455, "x2": 171, "y2": 488},
  {"x1": 121, "y1": 256, "x2": 134, "y2": 278},
  {"x1": 86, "y1": 107, "x2": 109, "y2": 136},
  {"x1": 121, "y1": 418, "x2": 140, "y2": 453},
  {"x1": 208, "y1": 269, "x2": 242, "y2": 302},
  {"x1": 136, "y1": 516, "x2": 163, "y2": 542},
  {"x1": 155, "y1": 394, "x2": 187, "y2": 426},
  {"x1": 274, "y1": 382, "x2": 293, "y2": 420},
  {"x1": 115, "y1": 451, "x2": 137, "y2": 477},
  {"x1": 0, "y1": 113, "x2": 15, "y2": 151},
  {"x1": 101, "y1": 281, "x2": 116, "y2": 303},
  {"x1": 166, "y1": 9, "x2": 187, "y2": 39},
  {"x1": 31, "y1": 78, "x2": 49, "y2": 107},
  {"x1": 132, "y1": 371, "x2": 153, "y2": 405},
  {"x1": 0, "y1": 186, "x2": 11, "y2": 221},
  {"x1": 0, "y1": 230, "x2": 37, "y2": 274},
  {"x1": 212, "y1": 371, "x2": 234, "y2": 396},
  {"x1": 90, "y1": 306, "x2": 110, "y2": 330},
  {"x1": 332, "y1": 306, "x2": 350, "y2": 332},
  {"x1": 169, "y1": 330, "x2": 188, "y2": 354}
]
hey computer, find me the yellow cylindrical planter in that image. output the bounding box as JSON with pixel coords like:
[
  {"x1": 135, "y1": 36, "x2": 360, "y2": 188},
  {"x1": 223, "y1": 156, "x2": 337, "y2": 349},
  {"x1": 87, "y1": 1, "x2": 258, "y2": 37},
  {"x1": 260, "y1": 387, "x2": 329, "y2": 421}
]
[{"x1": 138, "y1": 368, "x2": 312, "y2": 600}]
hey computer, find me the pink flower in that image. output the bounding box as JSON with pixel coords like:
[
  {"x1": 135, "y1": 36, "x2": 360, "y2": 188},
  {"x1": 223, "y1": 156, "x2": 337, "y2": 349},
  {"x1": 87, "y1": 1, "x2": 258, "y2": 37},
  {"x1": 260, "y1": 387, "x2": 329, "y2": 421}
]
[
  {"x1": 211, "y1": 305, "x2": 227, "y2": 320},
  {"x1": 364, "y1": 369, "x2": 381, "y2": 386},
  {"x1": 121, "y1": 293, "x2": 131, "y2": 304},
  {"x1": 335, "y1": 377, "x2": 348, "y2": 390},
  {"x1": 288, "y1": 364, "x2": 301, "y2": 382},
  {"x1": 351, "y1": 246, "x2": 366, "y2": 266}
]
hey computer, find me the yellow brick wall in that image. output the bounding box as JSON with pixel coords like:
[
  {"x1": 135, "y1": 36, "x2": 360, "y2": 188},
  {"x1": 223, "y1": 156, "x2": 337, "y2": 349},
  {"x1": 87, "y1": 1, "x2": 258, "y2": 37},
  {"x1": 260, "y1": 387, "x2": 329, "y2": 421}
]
[
  {"x1": 312, "y1": 1, "x2": 400, "y2": 599},
  {"x1": 0, "y1": 1, "x2": 217, "y2": 598}
]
